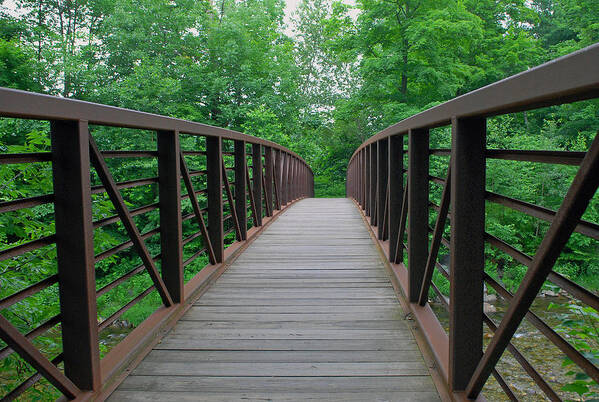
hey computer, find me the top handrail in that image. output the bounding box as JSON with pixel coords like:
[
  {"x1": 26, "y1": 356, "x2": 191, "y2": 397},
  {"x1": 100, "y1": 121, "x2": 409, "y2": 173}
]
[
  {"x1": 350, "y1": 42, "x2": 599, "y2": 161},
  {"x1": 0, "y1": 87, "x2": 312, "y2": 171}
]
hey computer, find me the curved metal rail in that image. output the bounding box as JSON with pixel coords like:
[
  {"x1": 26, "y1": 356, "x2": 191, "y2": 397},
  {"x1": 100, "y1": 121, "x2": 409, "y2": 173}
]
[
  {"x1": 346, "y1": 43, "x2": 599, "y2": 400},
  {"x1": 0, "y1": 89, "x2": 313, "y2": 400}
]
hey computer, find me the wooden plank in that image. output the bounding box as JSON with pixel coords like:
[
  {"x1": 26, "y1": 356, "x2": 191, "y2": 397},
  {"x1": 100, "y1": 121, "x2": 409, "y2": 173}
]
[
  {"x1": 181, "y1": 305, "x2": 403, "y2": 314},
  {"x1": 172, "y1": 320, "x2": 407, "y2": 330},
  {"x1": 142, "y1": 350, "x2": 422, "y2": 362},
  {"x1": 117, "y1": 375, "x2": 436, "y2": 393},
  {"x1": 110, "y1": 391, "x2": 440, "y2": 401},
  {"x1": 177, "y1": 312, "x2": 406, "y2": 322},
  {"x1": 132, "y1": 362, "x2": 429, "y2": 377},
  {"x1": 154, "y1": 338, "x2": 419, "y2": 351},
  {"x1": 193, "y1": 298, "x2": 404, "y2": 306}
]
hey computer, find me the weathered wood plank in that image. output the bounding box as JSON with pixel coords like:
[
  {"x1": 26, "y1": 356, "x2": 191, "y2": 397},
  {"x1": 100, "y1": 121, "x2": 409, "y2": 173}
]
[
  {"x1": 178, "y1": 312, "x2": 406, "y2": 322},
  {"x1": 142, "y1": 349, "x2": 424, "y2": 362},
  {"x1": 133, "y1": 361, "x2": 430, "y2": 376},
  {"x1": 154, "y1": 338, "x2": 419, "y2": 351},
  {"x1": 116, "y1": 375, "x2": 437, "y2": 392},
  {"x1": 109, "y1": 390, "x2": 441, "y2": 401}
]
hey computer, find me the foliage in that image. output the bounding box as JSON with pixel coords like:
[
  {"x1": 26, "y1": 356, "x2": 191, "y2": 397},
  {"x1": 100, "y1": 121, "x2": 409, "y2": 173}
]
[
  {"x1": 0, "y1": 0, "x2": 599, "y2": 399},
  {"x1": 550, "y1": 302, "x2": 599, "y2": 400}
]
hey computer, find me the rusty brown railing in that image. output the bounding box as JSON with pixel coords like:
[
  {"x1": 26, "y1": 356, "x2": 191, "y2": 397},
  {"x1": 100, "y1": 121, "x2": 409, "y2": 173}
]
[
  {"x1": 347, "y1": 43, "x2": 599, "y2": 400},
  {"x1": 0, "y1": 89, "x2": 313, "y2": 400}
]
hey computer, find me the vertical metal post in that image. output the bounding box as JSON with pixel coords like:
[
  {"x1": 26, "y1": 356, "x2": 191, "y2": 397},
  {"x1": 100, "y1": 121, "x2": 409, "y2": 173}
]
[
  {"x1": 274, "y1": 149, "x2": 282, "y2": 209},
  {"x1": 281, "y1": 153, "x2": 288, "y2": 205},
  {"x1": 234, "y1": 140, "x2": 247, "y2": 240},
  {"x1": 389, "y1": 135, "x2": 404, "y2": 263},
  {"x1": 293, "y1": 158, "x2": 298, "y2": 200},
  {"x1": 449, "y1": 117, "x2": 486, "y2": 391},
  {"x1": 365, "y1": 147, "x2": 370, "y2": 216},
  {"x1": 361, "y1": 150, "x2": 366, "y2": 208},
  {"x1": 157, "y1": 130, "x2": 183, "y2": 303},
  {"x1": 377, "y1": 139, "x2": 388, "y2": 240},
  {"x1": 370, "y1": 143, "x2": 378, "y2": 225},
  {"x1": 252, "y1": 143, "x2": 263, "y2": 225},
  {"x1": 357, "y1": 152, "x2": 360, "y2": 205},
  {"x1": 408, "y1": 128, "x2": 429, "y2": 303},
  {"x1": 50, "y1": 120, "x2": 100, "y2": 391},
  {"x1": 286, "y1": 155, "x2": 293, "y2": 202},
  {"x1": 264, "y1": 147, "x2": 276, "y2": 216},
  {"x1": 264, "y1": 147, "x2": 274, "y2": 216},
  {"x1": 207, "y1": 136, "x2": 224, "y2": 263},
  {"x1": 289, "y1": 156, "x2": 297, "y2": 201}
]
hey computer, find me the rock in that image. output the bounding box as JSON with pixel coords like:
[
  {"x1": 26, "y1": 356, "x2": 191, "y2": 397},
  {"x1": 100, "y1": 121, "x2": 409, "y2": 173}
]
[
  {"x1": 484, "y1": 293, "x2": 497, "y2": 303},
  {"x1": 484, "y1": 302, "x2": 497, "y2": 313},
  {"x1": 542, "y1": 289, "x2": 559, "y2": 297}
]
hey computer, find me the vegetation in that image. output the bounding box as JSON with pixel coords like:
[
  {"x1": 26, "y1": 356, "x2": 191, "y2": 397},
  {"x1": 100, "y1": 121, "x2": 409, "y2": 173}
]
[{"x1": 0, "y1": 0, "x2": 598, "y2": 399}]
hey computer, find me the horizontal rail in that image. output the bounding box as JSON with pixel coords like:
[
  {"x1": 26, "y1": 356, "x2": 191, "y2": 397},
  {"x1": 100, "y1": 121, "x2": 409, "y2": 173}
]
[
  {"x1": 0, "y1": 88, "x2": 312, "y2": 171},
  {"x1": 350, "y1": 43, "x2": 599, "y2": 158}
]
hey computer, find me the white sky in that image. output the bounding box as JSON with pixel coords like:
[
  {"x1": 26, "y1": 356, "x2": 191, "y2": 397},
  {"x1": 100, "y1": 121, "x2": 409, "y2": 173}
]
[
  {"x1": 2, "y1": 0, "x2": 354, "y2": 37},
  {"x1": 283, "y1": 0, "x2": 302, "y2": 36}
]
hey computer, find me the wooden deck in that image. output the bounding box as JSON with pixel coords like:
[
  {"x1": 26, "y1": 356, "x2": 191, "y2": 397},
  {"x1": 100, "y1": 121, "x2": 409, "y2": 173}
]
[{"x1": 109, "y1": 198, "x2": 439, "y2": 401}]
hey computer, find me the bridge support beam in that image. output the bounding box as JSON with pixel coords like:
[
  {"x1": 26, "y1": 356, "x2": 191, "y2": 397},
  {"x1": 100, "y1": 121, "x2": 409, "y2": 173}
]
[
  {"x1": 234, "y1": 140, "x2": 247, "y2": 240},
  {"x1": 449, "y1": 117, "x2": 486, "y2": 392},
  {"x1": 264, "y1": 146, "x2": 274, "y2": 217},
  {"x1": 50, "y1": 120, "x2": 101, "y2": 391},
  {"x1": 157, "y1": 130, "x2": 183, "y2": 303},
  {"x1": 207, "y1": 136, "x2": 224, "y2": 263},
  {"x1": 369, "y1": 143, "x2": 377, "y2": 226},
  {"x1": 365, "y1": 146, "x2": 371, "y2": 216},
  {"x1": 252, "y1": 144, "x2": 263, "y2": 226}
]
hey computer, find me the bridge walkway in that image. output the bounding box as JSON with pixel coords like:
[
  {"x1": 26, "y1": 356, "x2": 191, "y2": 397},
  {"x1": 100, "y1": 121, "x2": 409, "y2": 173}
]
[{"x1": 108, "y1": 198, "x2": 439, "y2": 401}]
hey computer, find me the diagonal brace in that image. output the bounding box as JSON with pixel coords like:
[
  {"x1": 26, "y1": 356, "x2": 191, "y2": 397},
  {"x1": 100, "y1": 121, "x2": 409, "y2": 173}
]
[
  {"x1": 179, "y1": 152, "x2": 217, "y2": 265},
  {"x1": 418, "y1": 163, "x2": 451, "y2": 306},
  {"x1": 89, "y1": 136, "x2": 173, "y2": 307},
  {"x1": 466, "y1": 131, "x2": 599, "y2": 398},
  {"x1": 0, "y1": 314, "x2": 79, "y2": 398}
]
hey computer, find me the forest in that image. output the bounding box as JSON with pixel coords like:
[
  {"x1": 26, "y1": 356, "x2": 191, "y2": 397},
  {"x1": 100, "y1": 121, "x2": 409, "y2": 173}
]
[{"x1": 0, "y1": 0, "x2": 598, "y2": 400}]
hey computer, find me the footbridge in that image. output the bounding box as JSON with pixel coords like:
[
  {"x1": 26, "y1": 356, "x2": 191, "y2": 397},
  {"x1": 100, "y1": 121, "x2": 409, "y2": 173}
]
[{"x1": 1, "y1": 44, "x2": 599, "y2": 401}]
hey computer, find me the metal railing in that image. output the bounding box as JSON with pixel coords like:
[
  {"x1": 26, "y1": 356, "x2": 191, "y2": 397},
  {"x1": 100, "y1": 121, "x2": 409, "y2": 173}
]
[
  {"x1": 0, "y1": 88, "x2": 313, "y2": 400},
  {"x1": 346, "y1": 43, "x2": 599, "y2": 400}
]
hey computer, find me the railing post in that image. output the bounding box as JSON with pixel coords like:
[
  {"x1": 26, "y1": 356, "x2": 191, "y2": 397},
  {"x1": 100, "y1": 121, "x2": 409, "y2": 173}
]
[
  {"x1": 292, "y1": 157, "x2": 297, "y2": 200},
  {"x1": 264, "y1": 146, "x2": 274, "y2": 216},
  {"x1": 274, "y1": 149, "x2": 282, "y2": 209},
  {"x1": 361, "y1": 150, "x2": 366, "y2": 209},
  {"x1": 377, "y1": 139, "x2": 388, "y2": 240},
  {"x1": 389, "y1": 135, "x2": 404, "y2": 263},
  {"x1": 207, "y1": 136, "x2": 224, "y2": 263},
  {"x1": 408, "y1": 128, "x2": 429, "y2": 303},
  {"x1": 281, "y1": 153, "x2": 288, "y2": 205},
  {"x1": 449, "y1": 117, "x2": 486, "y2": 391},
  {"x1": 157, "y1": 130, "x2": 183, "y2": 303},
  {"x1": 234, "y1": 140, "x2": 247, "y2": 240},
  {"x1": 365, "y1": 147, "x2": 370, "y2": 216},
  {"x1": 286, "y1": 154, "x2": 293, "y2": 203},
  {"x1": 357, "y1": 151, "x2": 362, "y2": 206},
  {"x1": 50, "y1": 120, "x2": 100, "y2": 391},
  {"x1": 370, "y1": 143, "x2": 378, "y2": 225},
  {"x1": 252, "y1": 143, "x2": 263, "y2": 225}
]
